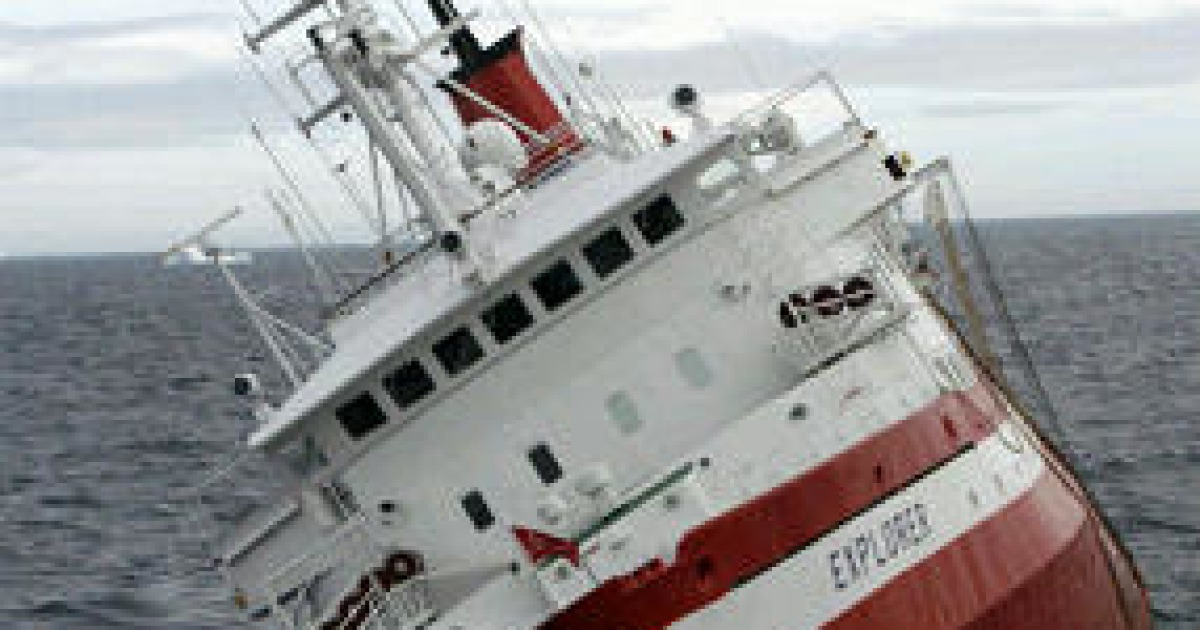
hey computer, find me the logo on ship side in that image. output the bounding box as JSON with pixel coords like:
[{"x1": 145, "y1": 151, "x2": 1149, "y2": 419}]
[{"x1": 829, "y1": 503, "x2": 933, "y2": 591}]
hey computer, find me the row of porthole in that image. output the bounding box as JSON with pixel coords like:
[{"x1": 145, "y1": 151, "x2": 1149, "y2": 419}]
[{"x1": 334, "y1": 194, "x2": 688, "y2": 443}]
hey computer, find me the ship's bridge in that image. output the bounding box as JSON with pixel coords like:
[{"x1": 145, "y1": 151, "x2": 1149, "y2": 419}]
[{"x1": 250, "y1": 127, "x2": 737, "y2": 450}]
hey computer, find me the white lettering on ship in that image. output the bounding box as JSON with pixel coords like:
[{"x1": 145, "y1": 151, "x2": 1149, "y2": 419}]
[{"x1": 829, "y1": 503, "x2": 932, "y2": 590}]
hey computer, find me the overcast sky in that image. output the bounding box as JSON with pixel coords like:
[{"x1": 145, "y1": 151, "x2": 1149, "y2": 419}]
[{"x1": 1, "y1": 0, "x2": 1198, "y2": 255}]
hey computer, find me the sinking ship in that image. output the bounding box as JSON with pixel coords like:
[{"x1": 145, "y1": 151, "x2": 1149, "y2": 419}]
[{"x1": 175, "y1": 0, "x2": 1154, "y2": 628}]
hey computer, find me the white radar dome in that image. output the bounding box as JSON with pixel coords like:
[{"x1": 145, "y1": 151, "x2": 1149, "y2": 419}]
[{"x1": 459, "y1": 119, "x2": 528, "y2": 176}]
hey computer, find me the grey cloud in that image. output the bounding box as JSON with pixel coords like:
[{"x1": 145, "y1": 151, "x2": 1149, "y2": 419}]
[
  {"x1": 0, "y1": 159, "x2": 35, "y2": 179},
  {"x1": 952, "y1": 3, "x2": 1117, "y2": 20},
  {"x1": 0, "y1": 68, "x2": 250, "y2": 149},
  {"x1": 918, "y1": 99, "x2": 1073, "y2": 119},
  {"x1": 590, "y1": 12, "x2": 1200, "y2": 96},
  {"x1": 0, "y1": 15, "x2": 275, "y2": 149},
  {"x1": 0, "y1": 13, "x2": 228, "y2": 45},
  {"x1": 531, "y1": 3, "x2": 658, "y2": 20},
  {"x1": 5, "y1": 9, "x2": 1199, "y2": 150}
]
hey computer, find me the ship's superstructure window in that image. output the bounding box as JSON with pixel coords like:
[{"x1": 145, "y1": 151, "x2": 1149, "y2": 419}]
[
  {"x1": 383, "y1": 360, "x2": 436, "y2": 409},
  {"x1": 482, "y1": 293, "x2": 534, "y2": 344},
  {"x1": 633, "y1": 194, "x2": 684, "y2": 245},
  {"x1": 461, "y1": 490, "x2": 495, "y2": 531},
  {"x1": 606, "y1": 391, "x2": 643, "y2": 435},
  {"x1": 582, "y1": 227, "x2": 635, "y2": 278},
  {"x1": 674, "y1": 347, "x2": 714, "y2": 389},
  {"x1": 531, "y1": 260, "x2": 583, "y2": 311},
  {"x1": 527, "y1": 443, "x2": 563, "y2": 485},
  {"x1": 337, "y1": 392, "x2": 388, "y2": 439},
  {"x1": 434, "y1": 327, "x2": 484, "y2": 376}
]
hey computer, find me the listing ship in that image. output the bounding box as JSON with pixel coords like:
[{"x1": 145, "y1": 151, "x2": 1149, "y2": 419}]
[{"x1": 176, "y1": 0, "x2": 1154, "y2": 628}]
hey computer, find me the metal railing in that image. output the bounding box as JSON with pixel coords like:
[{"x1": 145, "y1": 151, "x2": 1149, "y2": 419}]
[
  {"x1": 255, "y1": 515, "x2": 434, "y2": 630},
  {"x1": 167, "y1": 450, "x2": 435, "y2": 629},
  {"x1": 733, "y1": 70, "x2": 862, "y2": 144}
]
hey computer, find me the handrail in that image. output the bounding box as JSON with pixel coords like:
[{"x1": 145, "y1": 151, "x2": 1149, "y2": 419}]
[
  {"x1": 263, "y1": 516, "x2": 378, "y2": 592},
  {"x1": 733, "y1": 70, "x2": 861, "y2": 130},
  {"x1": 248, "y1": 515, "x2": 436, "y2": 630},
  {"x1": 327, "y1": 238, "x2": 437, "y2": 319},
  {"x1": 326, "y1": 123, "x2": 588, "y2": 319},
  {"x1": 573, "y1": 462, "x2": 694, "y2": 546}
]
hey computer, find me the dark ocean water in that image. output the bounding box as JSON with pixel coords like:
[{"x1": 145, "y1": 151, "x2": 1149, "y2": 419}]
[{"x1": 0, "y1": 215, "x2": 1197, "y2": 628}]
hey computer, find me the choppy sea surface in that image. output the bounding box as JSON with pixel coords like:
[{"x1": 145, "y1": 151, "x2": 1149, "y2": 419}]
[{"x1": 0, "y1": 215, "x2": 1197, "y2": 628}]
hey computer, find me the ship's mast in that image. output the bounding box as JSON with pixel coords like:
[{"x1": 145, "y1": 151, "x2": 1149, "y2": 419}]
[
  {"x1": 310, "y1": 0, "x2": 464, "y2": 238},
  {"x1": 246, "y1": 0, "x2": 491, "y2": 266},
  {"x1": 426, "y1": 0, "x2": 486, "y2": 68},
  {"x1": 242, "y1": 0, "x2": 587, "y2": 279}
]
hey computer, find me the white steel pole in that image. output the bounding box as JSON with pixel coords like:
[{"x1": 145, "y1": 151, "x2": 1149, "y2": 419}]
[{"x1": 312, "y1": 29, "x2": 461, "y2": 238}]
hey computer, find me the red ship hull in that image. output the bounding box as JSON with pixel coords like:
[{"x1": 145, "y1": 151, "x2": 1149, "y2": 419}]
[
  {"x1": 540, "y1": 383, "x2": 1152, "y2": 629},
  {"x1": 829, "y1": 469, "x2": 1152, "y2": 629}
]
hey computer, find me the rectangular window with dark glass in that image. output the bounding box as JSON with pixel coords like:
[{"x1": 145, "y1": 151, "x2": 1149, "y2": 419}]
[
  {"x1": 527, "y1": 443, "x2": 563, "y2": 485},
  {"x1": 461, "y1": 490, "x2": 494, "y2": 531},
  {"x1": 633, "y1": 194, "x2": 685, "y2": 245},
  {"x1": 482, "y1": 293, "x2": 534, "y2": 344},
  {"x1": 383, "y1": 360, "x2": 436, "y2": 409},
  {"x1": 337, "y1": 392, "x2": 388, "y2": 439},
  {"x1": 531, "y1": 260, "x2": 583, "y2": 311},
  {"x1": 433, "y1": 327, "x2": 484, "y2": 376},
  {"x1": 583, "y1": 227, "x2": 634, "y2": 278}
]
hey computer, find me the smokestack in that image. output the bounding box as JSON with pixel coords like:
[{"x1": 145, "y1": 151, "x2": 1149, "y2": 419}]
[{"x1": 425, "y1": 0, "x2": 577, "y2": 160}]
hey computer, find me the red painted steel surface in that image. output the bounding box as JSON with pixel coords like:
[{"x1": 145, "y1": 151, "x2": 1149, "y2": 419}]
[
  {"x1": 827, "y1": 470, "x2": 1152, "y2": 629},
  {"x1": 540, "y1": 385, "x2": 1004, "y2": 630},
  {"x1": 450, "y1": 33, "x2": 561, "y2": 135},
  {"x1": 447, "y1": 30, "x2": 579, "y2": 162},
  {"x1": 538, "y1": 382, "x2": 1150, "y2": 629}
]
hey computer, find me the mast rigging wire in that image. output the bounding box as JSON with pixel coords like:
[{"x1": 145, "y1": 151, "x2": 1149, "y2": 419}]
[
  {"x1": 238, "y1": 45, "x2": 382, "y2": 239},
  {"x1": 248, "y1": 122, "x2": 352, "y2": 288},
  {"x1": 929, "y1": 176, "x2": 1148, "y2": 623},
  {"x1": 949, "y1": 180, "x2": 1073, "y2": 454},
  {"x1": 517, "y1": 0, "x2": 651, "y2": 148}
]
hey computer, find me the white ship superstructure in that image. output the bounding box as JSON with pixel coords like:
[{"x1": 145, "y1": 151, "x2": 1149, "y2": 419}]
[{"x1": 175, "y1": 1, "x2": 1152, "y2": 628}]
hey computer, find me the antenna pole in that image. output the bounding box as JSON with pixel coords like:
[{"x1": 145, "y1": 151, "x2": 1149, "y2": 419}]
[
  {"x1": 426, "y1": 0, "x2": 485, "y2": 67},
  {"x1": 308, "y1": 16, "x2": 463, "y2": 240}
]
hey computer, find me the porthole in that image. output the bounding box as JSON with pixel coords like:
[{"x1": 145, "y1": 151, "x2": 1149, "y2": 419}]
[
  {"x1": 383, "y1": 360, "x2": 436, "y2": 409},
  {"x1": 527, "y1": 443, "x2": 564, "y2": 485},
  {"x1": 461, "y1": 490, "x2": 495, "y2": 531},
  {"x1": 337, "y1": 393, "x2": 388, "y2": 440},
  {"x1": 582, "y1": 227, "x2": 634, "y2": 278},
  {"x1": 481, "y1": 293, "x2": 535, "y2": 345},
  {"x1": 531, "y1": 260, "x2": 583, "y2": 311},
  {"x1": 433, "y1": 327, "x2": 484, "y2": 376},
  {"x1": 633, "y1": 195, "x2": 684, "y2": 245},
  {"x1": 674, "y1": 348, "x2": 714, "y2": 389},
  {"x1": 606, "y1": 391, "x2": 643, "y2": 435}
]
